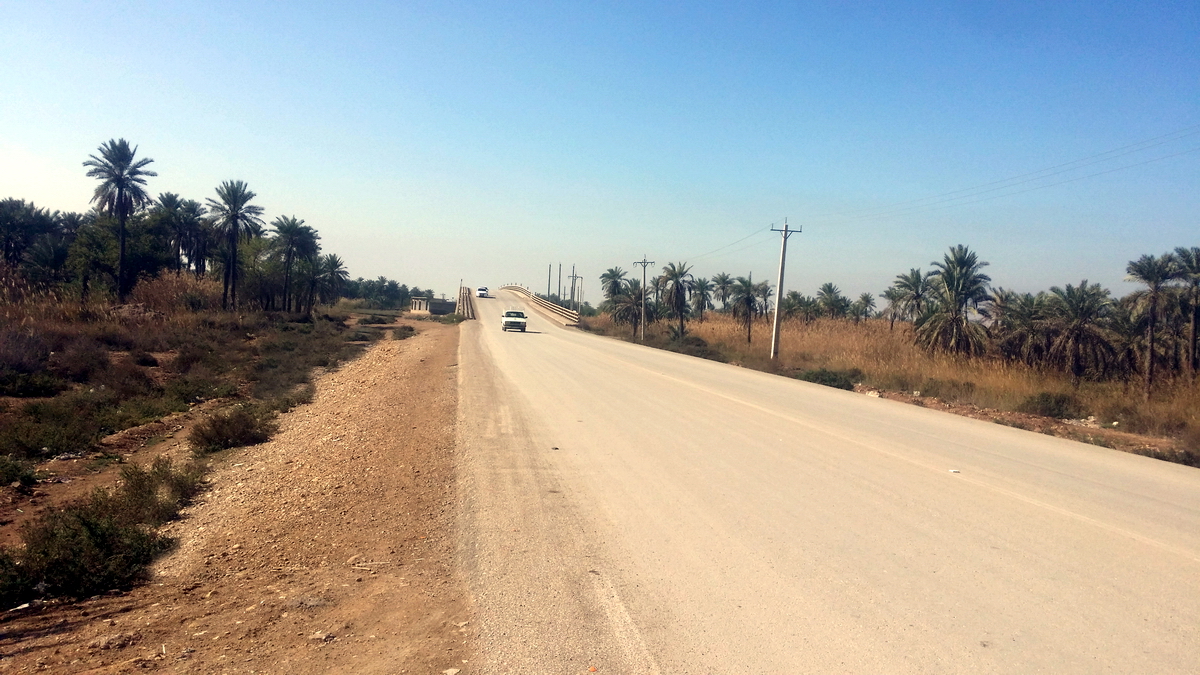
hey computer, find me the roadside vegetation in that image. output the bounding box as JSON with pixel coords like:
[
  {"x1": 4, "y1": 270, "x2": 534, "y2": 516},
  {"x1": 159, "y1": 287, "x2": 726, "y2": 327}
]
[
  {"x1": 0, "y1": 138, "x2": 432, "y2": 607},
  {"x1": 585, "y1": 247, "x2": 1200, "y2": 465}
]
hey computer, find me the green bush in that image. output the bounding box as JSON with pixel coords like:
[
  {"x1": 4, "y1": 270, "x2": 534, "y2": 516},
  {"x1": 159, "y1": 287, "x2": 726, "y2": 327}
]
[
  {"x1": 357, "y1": 315, "x2": 392, "y2": 325},
  {"x1": 392, "y1": 325, "x2": 416, "y2": 340},
  {"x1": 0, "y1": 456, "x2": 206, "y2": 606},
  {"x1": 1017, "y1": 392, "x2": 1082, "y2": 419},
  {"x1": 797, "y1": 368, "x2": 863, "y2": 391},
  {"x1": 189, "y1": 406, "x2": 278, "y2": 454},
  {"x1": 0, "y1": 455, "x2": 37, "y2": 486},
  {"x1": 0, "y1": 369, "x2": 66, "y2": 397},
  {"x1": 665, "y1": 335, "x2": 726, "y2": 362}
]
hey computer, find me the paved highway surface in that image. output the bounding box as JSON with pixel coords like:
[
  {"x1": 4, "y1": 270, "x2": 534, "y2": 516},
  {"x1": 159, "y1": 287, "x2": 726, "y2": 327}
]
[{"x1": 456, "y1": 290, "x2": 1200, "y2": 673}]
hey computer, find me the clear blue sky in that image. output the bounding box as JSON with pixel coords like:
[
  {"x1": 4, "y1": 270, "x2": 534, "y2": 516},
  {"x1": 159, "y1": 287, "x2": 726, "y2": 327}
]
[{"x1": 3, "y1": 1, "x2": 1197, "y2": 301}]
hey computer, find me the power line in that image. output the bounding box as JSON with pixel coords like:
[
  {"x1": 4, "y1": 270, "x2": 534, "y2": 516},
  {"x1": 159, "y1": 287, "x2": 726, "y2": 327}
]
[
  {"x1": 815, "y1": 122, "x2": 1200, "y2": 223},
  {"x1": 687, "y1": 225, "x2": 773, "y2": 261},
  {"x1": 839, "y1": 144, "x2": 1200, "y2": 223}
]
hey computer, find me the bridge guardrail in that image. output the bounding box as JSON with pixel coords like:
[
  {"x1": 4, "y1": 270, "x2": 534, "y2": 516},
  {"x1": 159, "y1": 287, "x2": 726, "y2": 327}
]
[
  {"x1": 498, "y1": 285, "x2": 580, "y2": 325},
  {"x1": 456, "y1": 286, "x2": 476, "y2": 319}
]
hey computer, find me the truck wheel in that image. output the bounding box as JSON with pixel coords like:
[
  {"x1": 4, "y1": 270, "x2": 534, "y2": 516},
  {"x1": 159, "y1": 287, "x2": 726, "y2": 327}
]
[{"x1": 520, "y1": 327, "x2": 526, "y2": 332}]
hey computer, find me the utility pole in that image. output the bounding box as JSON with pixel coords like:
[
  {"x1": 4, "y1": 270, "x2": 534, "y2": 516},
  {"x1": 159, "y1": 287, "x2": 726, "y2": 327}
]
[
  {"x1": 769, "y1": 219, "x2": 800, "y2": 360},
  {"x1": 547, "y1": 264, "x2": 552, "y2": 298},
  {"x1": 633, "y1": 256, "x2": 655, "y2": 341},
  {"x1": 557, "y1": 264, "x2": 562, "y2": 302},
  {"x1": 568, "y1": 266, "x2": 583, "y2": 312}
]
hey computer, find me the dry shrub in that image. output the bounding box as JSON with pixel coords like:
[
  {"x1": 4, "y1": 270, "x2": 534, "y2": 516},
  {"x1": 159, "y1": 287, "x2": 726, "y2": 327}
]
[
  {"x1": 0, "y1": 456, "x2": 207, "y2": 605},
  {"x1": 129, "y1": 274, "x2": 222, "y2": 314},
  {"x1": 189, "y1": 406, "x2": 278, "y2": 454}
]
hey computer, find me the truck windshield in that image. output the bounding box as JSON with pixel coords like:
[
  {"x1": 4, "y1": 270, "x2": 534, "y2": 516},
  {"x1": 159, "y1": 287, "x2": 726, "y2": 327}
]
[{"x1": 505, "y1": 312, "x2": 525, "y2": 317}]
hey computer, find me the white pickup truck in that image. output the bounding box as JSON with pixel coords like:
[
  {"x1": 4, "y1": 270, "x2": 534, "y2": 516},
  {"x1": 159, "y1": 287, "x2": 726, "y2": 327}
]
[{"x1": 501, "y1": 310, "x2": 528, "y2": 332}]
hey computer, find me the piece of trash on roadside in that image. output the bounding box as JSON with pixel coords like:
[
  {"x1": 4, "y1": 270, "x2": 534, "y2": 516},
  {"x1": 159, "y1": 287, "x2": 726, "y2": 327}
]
[{"x1": 949, "y1": 469, "x2": 961, "y2": 473}]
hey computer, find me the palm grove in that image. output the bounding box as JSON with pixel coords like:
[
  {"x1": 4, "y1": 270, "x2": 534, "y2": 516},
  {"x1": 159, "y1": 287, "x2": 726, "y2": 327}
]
[
  {"x1": 597, "y1": 244, "x2": 1200, "y2": 401},
  {"x1": 1, "y1": 138, "x2": 425, "y2": 313}
]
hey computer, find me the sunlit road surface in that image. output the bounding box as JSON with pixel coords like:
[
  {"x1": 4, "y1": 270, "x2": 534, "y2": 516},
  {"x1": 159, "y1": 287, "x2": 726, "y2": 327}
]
[{"x1": 456, "y1": 290, "x2": 1200, "y2": 674}]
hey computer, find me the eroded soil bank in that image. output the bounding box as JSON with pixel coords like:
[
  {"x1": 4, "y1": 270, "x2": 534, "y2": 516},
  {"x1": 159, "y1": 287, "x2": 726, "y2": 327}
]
[{"x1": 0, "y1": 321, "x2": 471, "y2": 674}]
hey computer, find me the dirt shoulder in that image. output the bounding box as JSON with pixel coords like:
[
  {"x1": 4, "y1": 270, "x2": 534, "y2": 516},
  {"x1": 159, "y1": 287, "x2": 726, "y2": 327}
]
[{"x1": 0, "y1": 321, "x2": 471, "y2": 673}]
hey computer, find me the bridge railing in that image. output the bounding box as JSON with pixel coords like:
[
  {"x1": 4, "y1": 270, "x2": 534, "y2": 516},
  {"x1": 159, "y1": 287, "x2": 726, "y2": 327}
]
[
  {"x1": 456, "y1": 286, "x2": 476, "y2": 319},
  {"x1": 498, "y1": 285, "x2": 580, "y2": 325}
]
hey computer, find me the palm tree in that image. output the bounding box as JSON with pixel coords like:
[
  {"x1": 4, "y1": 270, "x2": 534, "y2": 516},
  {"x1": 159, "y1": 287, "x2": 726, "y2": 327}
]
[
  {"x1": 817, "y1": 283, "x2": 848, "y2": 318},
  {"x1": 83, "y1": 139, "x2": 157, "y2": 301},
  {"x1": 990, "y1": 288, "x2": 1051, "y2": 367},
  {"x1": 1046, "y1": 281, "x2": 1115, "y2": 385},
  {"x1": 880, "y1": 287, "x2": 904, "y2": 330},
  {"x1": 916, "y1": 245, "x2": 992, "y2": 355},
  {"x1": 610, "y1": 280, "x2": 647, "y2": 337},
  {"x1": 599, "y1": 267, "x2": 628, "y2": 300},
  {"x1": 153, "y1": 192, "x2": 185, "y2": 273},
  {"x1": 691, "y1": 277, "x2": 714, "y2": 322},
  {"x1": 1126, "y1": 253, "x2": 1182, "y2": 400},
  {"x1": 272, "y1": 216, "x2": 320, "y2": 311},
  {"x1": 1174, "y1": 246, "x2": 1200, "y2": 380},
  {"x1": 893, "y1": 268, "x2": 934, "y2": 321},
  {"x1": 712, "y1": 272, "x2": 734, "y2": 311},
  {"x1": 782, "y1": 291, "x2": 820, "y2": 323},
  {"x1": 730, "y1": 276, "x2": 758, "y2": 343},
  {"x1": 755, "y1": 280, "x2": 774, "y2": 318},
  {"x1": 661, "y1": 262, "x2": 694, "y2": 337},
  {"x1": 206, "y1": 180, "x2": 265, "y2": 310},
  {"x1": 850, "y1": 292, "x2": 876, "y2": 323},
  {"x1": 318, "y1": 254, "x2": 349, "y2": 306}
]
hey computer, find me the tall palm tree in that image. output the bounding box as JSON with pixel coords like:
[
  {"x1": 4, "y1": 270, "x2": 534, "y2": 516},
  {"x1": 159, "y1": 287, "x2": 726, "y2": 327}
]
[
  {"x1": 177, "y1": 200, "x2": 208, "y2": 276},
  {"x1": 599, "y1": 267, "x2": 628, "y2": 300},
  {"x1": 83, "y1": 139, "x2": 156, "y2": 301},
  {"x1": 1126, "y1": 253, "x2": 1181, "y2": 400},
  {"x1": 730, "y1": 276, "x2": 758, "y2": 343},
  {"x1": 1174, "y1": 246, "x2": 1200, "y2": 380},
  {"x1": 893, "y1": 268, "x2": 934, "y2": 321},
  {"x1": 661, "y1": 262, "x2": 694, "y2": 336},
  {"x1": 206, "y1": 180, "x2": 265, "y2": 310},
  {"x1": 880, "y1": 287, "x2": 904, "y2": 329},
  {"x1": 916, "y1": 245, "x2": 992, "y2": 355},
  {"x1": 153, "y1": 192, "x2": 184, "y2": 273},
  {"x1": 271, "y1": 216, "x2": 319, "y2": 311},
  {"x1": 1046, "y1": 281, "x2": 1115, "y2": 385},
  {"x1": 691, "y1": 277, "x2": 714, "y2": 322},
  {"x1": 712, "y1": 272, "x2": 734, "y2": 311},
  {"x1": 318, "y1": 253, "x2": 349, "y2": 306}
]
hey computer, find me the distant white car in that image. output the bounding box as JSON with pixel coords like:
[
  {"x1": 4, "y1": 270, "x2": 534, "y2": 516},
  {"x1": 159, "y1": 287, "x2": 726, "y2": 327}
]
[
  {"x1": 501, "y1": 310, "x2": 527, "y2": 332},
  {"x1": 477, "y1": 287, "x2": 489, "y2": 297}
]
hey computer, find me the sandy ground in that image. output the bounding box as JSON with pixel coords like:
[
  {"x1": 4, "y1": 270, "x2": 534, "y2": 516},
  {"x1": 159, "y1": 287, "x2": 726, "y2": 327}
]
[{"x1": 0, "y1": 321, "x2": 472, "y2": 674}]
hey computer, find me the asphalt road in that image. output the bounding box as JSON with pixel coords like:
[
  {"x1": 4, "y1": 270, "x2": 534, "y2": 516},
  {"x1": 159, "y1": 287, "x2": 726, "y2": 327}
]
[{"x1": 456, "y1": 290, "x2": 1200, "y2": 674}]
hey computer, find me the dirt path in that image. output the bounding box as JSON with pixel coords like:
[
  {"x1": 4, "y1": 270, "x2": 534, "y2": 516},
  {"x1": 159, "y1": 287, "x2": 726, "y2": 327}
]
[{"x1": 0, "y1": 321, "x2": 472, "y2": 674}]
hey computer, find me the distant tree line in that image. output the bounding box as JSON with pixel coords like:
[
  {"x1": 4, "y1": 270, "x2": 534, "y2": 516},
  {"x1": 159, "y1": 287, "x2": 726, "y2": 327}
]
[
  {"x1": 599, "y1": 243, "x2": 1200, "y2": 399},
  {"x1": 0, "y1": 138, "x2": 427, "y2": 313}
]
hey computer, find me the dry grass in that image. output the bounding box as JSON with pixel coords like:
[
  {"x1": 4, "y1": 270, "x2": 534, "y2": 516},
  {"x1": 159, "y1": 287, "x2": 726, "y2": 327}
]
[{"x1": 584, "y1": 313, "x2": 1200, "y2": 444}]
